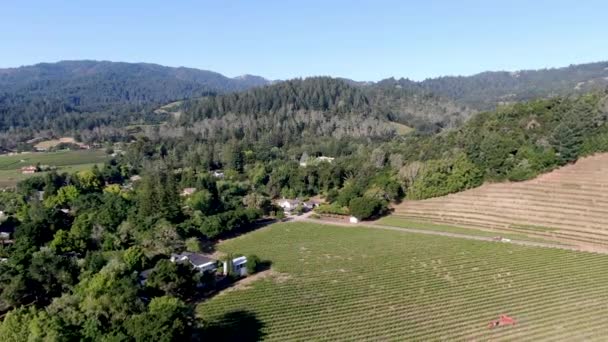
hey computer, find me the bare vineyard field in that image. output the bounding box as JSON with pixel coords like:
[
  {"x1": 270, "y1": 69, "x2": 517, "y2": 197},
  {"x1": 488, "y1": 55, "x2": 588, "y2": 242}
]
[
  {"x1": 197, "y1": 222, "x2": 608, "y2": 341},
  {"x1": 393, "y1": 153, "x2": 608, "y2": 248}
]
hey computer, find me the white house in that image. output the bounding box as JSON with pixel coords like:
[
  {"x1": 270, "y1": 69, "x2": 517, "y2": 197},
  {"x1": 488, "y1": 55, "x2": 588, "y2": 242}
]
[
  {"x1": 317, "y1": 156, "x2": 335, "y2": 163},
  {"x1": 278, "y1": 199, "x2": 302, "y2": 212},
  {"x1": 224, "y1": 256, "x2": 248, "y2": 277},
  {"x1": 170, "y1": 252, "x2": 218, "y2": 273}
]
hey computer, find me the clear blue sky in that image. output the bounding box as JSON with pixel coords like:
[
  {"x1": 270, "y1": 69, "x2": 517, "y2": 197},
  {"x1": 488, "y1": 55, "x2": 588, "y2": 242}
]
[{"x1": 1, "y1": 0, "x2": 607, "y2": 81}]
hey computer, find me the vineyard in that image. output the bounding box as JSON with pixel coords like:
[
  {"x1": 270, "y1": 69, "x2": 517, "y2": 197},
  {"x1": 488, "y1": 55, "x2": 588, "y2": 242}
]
[
  {"x1": 197, "y1": 222, "x2": 608, "y2": 341},
  {"x1": 393, "y1": 153, "x2": 608, "y2": 249}
]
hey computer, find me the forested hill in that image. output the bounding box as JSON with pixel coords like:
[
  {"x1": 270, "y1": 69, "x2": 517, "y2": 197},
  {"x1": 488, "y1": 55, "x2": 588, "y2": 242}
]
[
  {"x1": 175, "y1": 77, "x2": 395, "y2": 144},
  {"x1": 379, "y1": 61, "x2": 608, "y2": 110},
  {"x1": 0, "y1": 60, "x2": 270, "y2": 132}
]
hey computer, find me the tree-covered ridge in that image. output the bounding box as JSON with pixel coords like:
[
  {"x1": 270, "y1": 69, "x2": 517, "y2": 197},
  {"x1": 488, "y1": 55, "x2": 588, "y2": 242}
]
[
  {"x1": 364, "y1": 79, "x2": 477, "y2": 133},
  {"x1": 180, "y1": 77, "x2": 372, "y2": 119},
  {"x1": 175, "y1": 77, "x2": 395, "y2": 143},
  {"x1": 391, "y1": 92, "x2": 608, "y2": 199},
  {"x1": 383, "y1": 61, "x2": 608, "y2": 110},
  {"x1": 0, "y1": 60, "x2": 269, "y2": 133}
]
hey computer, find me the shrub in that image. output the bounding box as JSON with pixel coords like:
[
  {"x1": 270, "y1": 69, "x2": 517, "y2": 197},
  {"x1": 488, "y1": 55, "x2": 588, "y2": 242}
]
[
  {"x1": 348, "y1": 197, "x2": 386, "y2": 220},
  {"x1": 246, "y1": 254, "x2": 261, "y2": 274}
]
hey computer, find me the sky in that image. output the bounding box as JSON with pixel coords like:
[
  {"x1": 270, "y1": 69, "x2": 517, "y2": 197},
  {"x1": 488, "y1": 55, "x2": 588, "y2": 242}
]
[{"x1": 1, "y1": 0, "x2": 607, "y2": 81}]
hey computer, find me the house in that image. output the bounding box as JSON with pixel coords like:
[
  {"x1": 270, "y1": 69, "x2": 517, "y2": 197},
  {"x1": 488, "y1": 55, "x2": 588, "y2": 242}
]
[
  {"x1": 317, "y1": 156, "x2": 335, "y2": 163},
  {"x1": 181, "y1": 187, "x2": 197, "y2": 196},
  {"x1": 212, "y1": 170, "x2": 225, "y2": 178},
  {"x1": 303, "y1": 200, "x2": 321, "y2": 210},
  {"x1": 170, "y1": 252, "x2": 218, "y2": 273},
  {"x1": 138, "y1": 268, "x2": 154, "y2": 285},
  {"x1": 277, "y1": 198, "x2": 302, "y2": 212},
  {"x1": 21, "y1": 165, "x2": 37, "y2": 174},
  {"x1": 224, "y1": 256, "x2": 248, "y2": 277},
  {"x1": 0, "y1": 225, "x2": 13, "y2": 240}
]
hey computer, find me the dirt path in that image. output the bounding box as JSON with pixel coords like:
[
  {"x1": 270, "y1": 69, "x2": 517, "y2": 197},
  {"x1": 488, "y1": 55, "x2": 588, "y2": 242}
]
[{"x1": 300, "y1": 218, "x2": 608, "y2": 254}]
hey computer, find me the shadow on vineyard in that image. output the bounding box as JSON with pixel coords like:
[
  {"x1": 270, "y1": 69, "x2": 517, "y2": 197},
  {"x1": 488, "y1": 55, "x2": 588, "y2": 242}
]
[{"x1": 201, "y1": 310, "x2": 266, "y2": 341}]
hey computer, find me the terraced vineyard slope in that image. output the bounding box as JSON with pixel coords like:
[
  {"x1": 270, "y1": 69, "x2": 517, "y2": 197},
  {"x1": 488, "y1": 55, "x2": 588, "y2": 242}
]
[
  {"x1": 393, "y1": 153, "x2": 608, "y2": 248},
  {"x1": 198, "y1": 222, "x2": 608, "y2": 341}
]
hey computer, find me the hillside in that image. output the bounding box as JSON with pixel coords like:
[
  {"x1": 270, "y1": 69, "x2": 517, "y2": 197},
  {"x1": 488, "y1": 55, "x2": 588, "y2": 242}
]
[
  {"x1": 381, "y1": 61, "x2": 608, "y2": 110},
  {"x1": 392, "y1": 153, "x2": 608, "y2": 247},
  {"x1": 0, "y1": 60, "x2": 269, "y2": 134},
  {"x1": 174, "y1": 77, "x2": 396, "y2": 143}
]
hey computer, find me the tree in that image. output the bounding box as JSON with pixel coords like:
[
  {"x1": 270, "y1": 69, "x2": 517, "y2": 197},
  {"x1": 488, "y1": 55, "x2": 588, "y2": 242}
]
[
  {"x1": 123, "y1": 246, "x2": 147, "y2": 271},
  {"x1": 146, "y1": 260, "x2": 197, "y2": 299},
  {"x1": 185, "y1": 237, "x2": 202, "y2": 253},
  {"x1": 551, "y1": 122, "x2": 583, "y2": 164},
  {"x1": 246, "y1": 254, "x2": 261, "y2": 274},
  {"x1": 187, "y1": 189, "x2": 215, "y2": 215},
  {"x1": 28, "y1": 248, "x2": 79, "y2": 304},
  {"x1": 125, "y1": 296, "x2": 192, "y2": 342},
  {"x1": 0, "y1": 307, "x2": 37, "y2": 342},
  {"x1": 77, "y1": 170, "x2": 102, "y2": 192},
  {"x1": 43, "y1": 185, "x2": 80, "y2": 208},
  {"x1": 349, "y1": 197, "x2": 384, "y2": 220}
]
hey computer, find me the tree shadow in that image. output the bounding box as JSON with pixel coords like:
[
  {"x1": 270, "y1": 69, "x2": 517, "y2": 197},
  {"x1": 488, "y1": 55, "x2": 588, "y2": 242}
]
[
  {"x1": 198, "y1": 310, "x2": 266, "y2": 341},
  {"x1": 201, "y1": 218, "x2": 278, "y2": 254}
]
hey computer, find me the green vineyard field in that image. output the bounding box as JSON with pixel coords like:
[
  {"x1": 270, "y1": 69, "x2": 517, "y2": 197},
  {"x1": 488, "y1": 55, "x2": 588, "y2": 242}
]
[{"x1": 197, "y1": 222, "x2": 608, "y2": 341}]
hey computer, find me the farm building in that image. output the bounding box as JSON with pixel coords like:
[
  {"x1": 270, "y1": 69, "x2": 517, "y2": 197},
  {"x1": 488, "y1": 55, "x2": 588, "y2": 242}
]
[
  {"x1": 171, "y1": 252, "x2": 218, "y2": 273},
  {"x1": 181, "y1": 187, "x2": 197, "y2": 196},
  {"x1": 21, "y1": 165, "x2": 37, "y2": 174}
]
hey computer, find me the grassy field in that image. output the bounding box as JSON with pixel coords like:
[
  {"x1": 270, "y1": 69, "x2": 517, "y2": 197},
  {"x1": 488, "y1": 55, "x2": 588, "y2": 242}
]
[
  {"x1": 375, "y1": 216, "x2": 556, "y2": 244},
  {"x1": 0, "y1": 150, "x2": 107, "y2": 187},
  {"x1": 197, "y1": 222, "x2": 608, "y2": 341},
  {"x1": 390, "y1": 121, "x2": 414, "y2": 135}
]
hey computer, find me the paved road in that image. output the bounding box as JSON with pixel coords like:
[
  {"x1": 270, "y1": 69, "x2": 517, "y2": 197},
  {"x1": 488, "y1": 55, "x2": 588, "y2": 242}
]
[{"x1": 297, "y1": 217, "x2": 608, "y2": 254}]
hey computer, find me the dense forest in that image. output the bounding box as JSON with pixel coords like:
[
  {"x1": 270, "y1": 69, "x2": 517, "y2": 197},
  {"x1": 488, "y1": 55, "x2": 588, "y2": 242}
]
[{"x1": 0, "y1": 61, "x2": 270, "y2": 149}]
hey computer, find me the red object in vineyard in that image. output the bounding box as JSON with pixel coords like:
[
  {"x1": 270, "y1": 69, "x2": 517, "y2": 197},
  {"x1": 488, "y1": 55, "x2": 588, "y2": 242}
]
[{"x1": 488, "y1": 315, "x2": 516, "y2": 329}]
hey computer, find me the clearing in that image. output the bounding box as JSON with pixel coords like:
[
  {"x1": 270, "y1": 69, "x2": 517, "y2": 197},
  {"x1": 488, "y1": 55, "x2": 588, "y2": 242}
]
[
  {"x1": 0, "y1": 150, "x2": 108, "y2": 187},
  {"x1": 393, "y1": 153, "x2": 608, "y2": 249},
  {"x1": 390, "y1": 121, "x2": 414, "y2": 135},
  {"x1": 197, "y1": 222, "x2": 608, "y2": 341}
]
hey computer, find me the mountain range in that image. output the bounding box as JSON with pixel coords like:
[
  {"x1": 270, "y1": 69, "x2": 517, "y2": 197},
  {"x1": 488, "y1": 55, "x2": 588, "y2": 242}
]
[{"x1": 1, "y1": 59, "x2": 607, "y2": 148}]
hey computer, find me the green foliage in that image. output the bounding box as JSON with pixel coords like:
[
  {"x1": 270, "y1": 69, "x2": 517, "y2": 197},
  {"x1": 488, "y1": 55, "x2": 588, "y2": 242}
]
[
  {"x1": 0, "y1": 307, "x2": 37, "y2": 342},
  {"x1": 315, "y1": 203, "x2": 349, "y2": 216},
  {"x1": 348, "y1": 197, "x2": 386, "y2": 220},
  {"x1": 407, "y1": 154, "x2": 483, "y2": 199},
  {"x1": 146, "y1": 260, "x2": 197, "y2": 300},
  {"x1": 43, "y1": 185, "x2": 80, "y2": 208},
  {"x1": 123, "y1": 246, "x2": 147, "y2": 271},
  {"x1": 125, "y1": 296, "x2": 191, "y2": 342},
  {"x1": 185, "y1": 237, "x2": 202, "y2": 252},
  {"x1": 246, "y1": 254, "x2": 261, "y2": 274}
]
